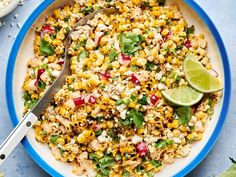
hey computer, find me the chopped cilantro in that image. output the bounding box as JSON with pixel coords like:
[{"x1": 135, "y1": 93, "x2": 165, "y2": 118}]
[
  {"x1": 49, "y1": 135, "x2": 60, "y2": 144},
  {"x1": 40, "y1": 39, "x2": 55, "y2": 56},
  {"x1": 27, "y1": 100, "x2": 38, "y2": 109},
  {"x1": 37, "y1": 80, "x2": 46, "y2": 90},
  {"x1": 80, "y1": 6, "x2": 94, "y2": 15},
  {"x1": 130, "y1": 65, "x2": 139, "y2": 71},
  {"x1": 77, "y1": 50, "x2": 88, "y2": 61},
  {"x1": 138, "y1": 95, "x2": 148, "y2": 105},
  {"x1": 122, "y1": 169, "x2": 130, "y2": 177},
  {"x1": 175, "y1": 106, "x2": 192, "y2": 126},
  {"x1": 186, "y1": 25, "x2": 195, "y2": 35},
  {"x1": 150, "y1": 160, "x2": 162, "y2": 168},
  {"x1": 119, "y1": 32, "x2": 143, "y2": 55},
  {"x1": 109, "y1": 49, "x2": 117, "y2": 62},
  {"x1": 145, "y1": 61, "x2": 155, "y2": 71},
  {"x1": 95, "y1": 130, "x2": 102, "y2": 136},
  {"x1": 155, "y1": 139, "x2": 174, "y2": 149},
  {"x1": 64, "y1": 17, "x2": 69, "y2": 22},
  {"x1": 127, "y1": 109, "x2": 144, "y2": 128},
  {"x1": 157, "y1": 0, "x2": 165, "y2": 6}
]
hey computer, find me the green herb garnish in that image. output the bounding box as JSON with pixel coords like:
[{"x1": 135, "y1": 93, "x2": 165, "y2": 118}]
[
  {"x1": 40, "y1": 39, "x2": 55, "y2": 56},
  {"x1": 77, "y1": 50, "x2": 88, "y2": 61},
  {"x1": 119, "y1": 32, "x2": 143, "y2": 55},
  {"x1": 175, "y1": 106, "x2": 192, "y2": 126},
  {"x1": 49, "y1": 135, "x2": 60, "y2": 144}
]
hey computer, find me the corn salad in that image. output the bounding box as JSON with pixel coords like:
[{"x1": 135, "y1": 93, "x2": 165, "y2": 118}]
[{"x1": 22, "y1": 0, "x2": 221, "y2": 176}]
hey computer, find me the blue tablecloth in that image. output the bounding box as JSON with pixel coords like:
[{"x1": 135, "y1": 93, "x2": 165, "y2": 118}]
[{"x1": 0, "y1": 1, "x2": 235, "y2": 176}]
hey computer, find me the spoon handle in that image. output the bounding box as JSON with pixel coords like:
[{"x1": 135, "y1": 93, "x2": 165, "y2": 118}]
[{"x1": 0, "y1": 112, "x2": 37, "y2": 165}]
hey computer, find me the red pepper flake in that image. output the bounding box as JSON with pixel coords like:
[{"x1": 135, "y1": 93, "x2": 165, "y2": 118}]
[
  {"x1": 130, "y1": 74, "x2": 140, "y2": 85},
  {"x1": 136, "y1": 142, "x2": 148, "y2": 157},
  {"x1": 57, "y1": 59, "x2": 64, "y2": 65},
  {"x1": 73, "y1": 97, "x2": 85, "y2": 106},
  {"x1": 184, "y1": 39, "x2": 192, "y2": 49},
  {"x1": 150, "y1": 94, "x2": 159, "y2": 105},
  {"x1": 42, "y1": 25, "x2": 54, "y2": 34},
  {"x1": 99, "y1": 72, "x2": 111, "y2": 80},
  {"x1": 121, "y1": 53, "x2": 131, "y2": 61},
  {"x1": 88, "y1": 96, "x2": 96, "y2": 104}
]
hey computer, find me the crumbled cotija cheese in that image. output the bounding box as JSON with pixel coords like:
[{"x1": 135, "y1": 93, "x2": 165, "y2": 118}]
[{"x1": 0, "y1": 0, "x2": 12, "y2": 8}]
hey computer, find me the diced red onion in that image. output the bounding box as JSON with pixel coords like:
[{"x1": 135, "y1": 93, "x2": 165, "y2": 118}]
[
  {"x1": 99, "y1": 72, "x2": 111, "y2": 80},
  {"x1": 42, "y1": 25, "x2": 54, "y2": 34},
  {"x1": 73, "y1": 97, "x2": 85, "y2": 106},
  {"x1": 130, "y1": 74, "x2": 141, "y2": 85},
  {"x1": 121, "y1": 53, "x2": 131, "y2": 61},
  {"x1": 184, "y1": 39, "x2": 192, "y2": 49},
  {"x1": 57, "y1": 59, "x2": 64, "y2": 65},
  {"x1": 136, "y1": 142, "x2": 148, "y2": 157},
  {"x1": 150, "y1": 94, "x2": 159, "y2": 105},
  {"x1": 88, "y1": 96, "x2": 96, "y2": 104}
]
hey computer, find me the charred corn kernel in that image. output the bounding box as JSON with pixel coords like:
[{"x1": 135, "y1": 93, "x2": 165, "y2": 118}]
[
  {"x1": 70, "y1": 65, "x2": 76, "y2": 71},
  {"x1": 107, "y1": 121, "x2": 114, "y2": 129},
  {"x1": 137, "y1": 128, "x2": 144, "y2": 135},
  {"x1": 161, "y1": 28, "x2": 169, "y2": 36},
  {"x1": 48, "y1": 55, "x2": 56, "y2": 62},
  {"x1": 112, "y1": 61, "x2": 120, "y2": 69},
  {"x1": 172, "y1": 57, "x2": 179, "y2": 65},
  {"x1": 152, "y1": 130, "x2": 160, "y2": 136},
  {"x1": 167, "y1": 56, "x2": 172, "y2": 63},
  {"x1": 180, "y1": 125, "x2": 187, "y2": 132},
  {"x1": 128, "y1": 102, "x2": 136, "y2": 108},
  {"x1": 131, "y1": 0, "x2": 141, "y2": 5},
  {"x1": 102, "y1": 122, "x2": 107, "y2": 129},
  {"x1": 57, "y1": 138, "x2": 65, "y2": 145},
  {"x1": 197, "y1": 133, "x2": 203, "y2": 140},
  {"x1": 34, "y1": 35, "x2": 41, "y2": 46},
  {"x1": 96, "y1": 151, "x2": 104, "y2": 158},
  {"x1": 31, "y1": 93, "x2": 39, "y2": 99},
  {"x1": 119, "y1": 66, "x2": 128, "y2": 74}
]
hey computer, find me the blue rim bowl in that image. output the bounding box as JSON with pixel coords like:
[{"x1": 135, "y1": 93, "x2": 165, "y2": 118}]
[{"x1": 5, "y1": 0, "x2": 231, "y2": 177}]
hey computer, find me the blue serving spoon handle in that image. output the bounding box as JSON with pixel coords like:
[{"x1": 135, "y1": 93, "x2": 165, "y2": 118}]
[{"x1": 0, "y1": 112, "x2": 38, "y2": 165}]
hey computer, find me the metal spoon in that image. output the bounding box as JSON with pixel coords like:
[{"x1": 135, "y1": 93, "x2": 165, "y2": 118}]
[{"x1": 0, "y1": 7, "x2": 118, "y2": 166}]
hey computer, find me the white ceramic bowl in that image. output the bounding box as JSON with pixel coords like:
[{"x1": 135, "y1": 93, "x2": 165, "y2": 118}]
[
  {"x1": 0, "y1": 0, "x2": 19, "y2": 18},
  {"x1": 5, "y1": 0, "x2": 231, "y2": 177}
]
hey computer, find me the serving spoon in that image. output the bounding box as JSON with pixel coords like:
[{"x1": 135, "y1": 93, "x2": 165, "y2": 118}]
[{"x1": 0, "y1": 7, "x2": 118, "y2": 166}]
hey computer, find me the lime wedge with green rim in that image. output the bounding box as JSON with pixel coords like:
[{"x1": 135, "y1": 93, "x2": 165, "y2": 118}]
[
  {"x1": 184, "y1": 53, "x2": 223, "y2": 93},
  {"x1": 161, "y1": 86, "x2": 203, "y2": 106}
]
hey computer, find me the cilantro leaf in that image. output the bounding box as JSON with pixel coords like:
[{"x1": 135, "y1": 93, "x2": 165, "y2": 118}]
[
  {"x1": 49, "y1": 135, "x2": 60, "y2": 144},
  {"x1": 138, "y1": 95, "x2": 148, "y2": 105},
  {"x1": 40, "y1": 39, "x2": 55, "y2": 56},
  {"x1": 150, "y1": 160, "x2": 162, "y2": 168},
  {"x1": 122, "y1": 169, "x2": 130, "y2": 177},
  {"x1": 128, "y1": 109, "x2": 144, "y2": 128},
  {"x1": 145, "y1": 61, "x2": 155, "y2": 71},
  {"x1": 77, "y1": 50, "x2": 88, "y2": 61},
  {"x1": 37, "y1": 80, "x2": 46, "y2": 90},
  {"x1": 155, "y1": 139, "x2": 174, "y2": 149},
  {"x1": 186, "y1": 25, "x2": 195, "y2": 35},
  {"x1": 80, "y1": 6, "x2": 94, "y2": 15},
  {"x1": 157, "y1": 0, "x2": 165, "y2": 6},
  {"x1": 98, "y1": 155, "x2": 115, "y2": 169},
  {"x1": 119, "y1": 32, "x2": 143, "y2": 55},
  {"x1": 109, "y1": 49, "x2": 117, "y2": 62},
  {"x1": 175, "y1": 106, "x2": 192, "y2": 126},
  {"x1": 27, "y1": 100, "x2": 38, "y2": 109}
]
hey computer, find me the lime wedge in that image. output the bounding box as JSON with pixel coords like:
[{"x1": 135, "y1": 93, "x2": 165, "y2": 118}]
[
  {"x1": 161, "y1": 86, "x2": 203, "y2": 106},
  {"x1": 184, "y1": 53, "x2": 223, "y2": 93}
]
